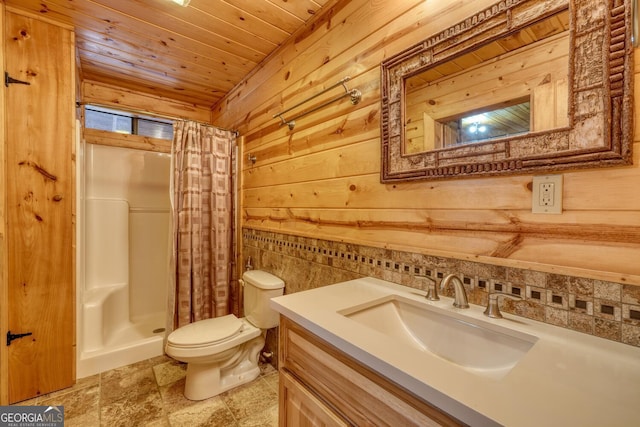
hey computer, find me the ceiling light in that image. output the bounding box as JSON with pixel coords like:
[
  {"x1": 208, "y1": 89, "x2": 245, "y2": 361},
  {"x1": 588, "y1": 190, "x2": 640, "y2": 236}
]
[
  {"x1": 468, "y1": 123, "x2": 488, "y2": 134},
  {"x1": 170, "y1": 0, "x2": 191, "y2": 6}
]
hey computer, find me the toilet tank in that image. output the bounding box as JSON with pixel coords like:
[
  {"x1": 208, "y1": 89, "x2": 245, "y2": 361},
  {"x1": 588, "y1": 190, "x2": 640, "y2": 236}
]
[{"x1": 243, "y1": 270, "x2": 285, "y2": 329}]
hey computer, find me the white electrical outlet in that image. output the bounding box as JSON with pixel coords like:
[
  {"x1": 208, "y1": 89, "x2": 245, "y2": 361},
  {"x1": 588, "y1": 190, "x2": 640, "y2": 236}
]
[{"x1": 532, "y1": 175, "x2": 562, "y2": 214}]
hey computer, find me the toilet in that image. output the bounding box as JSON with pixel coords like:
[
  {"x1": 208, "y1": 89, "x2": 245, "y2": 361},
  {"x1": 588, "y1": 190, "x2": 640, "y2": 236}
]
[{"x1": 165, "y1": 270, "x2": 285, "y2": 400}]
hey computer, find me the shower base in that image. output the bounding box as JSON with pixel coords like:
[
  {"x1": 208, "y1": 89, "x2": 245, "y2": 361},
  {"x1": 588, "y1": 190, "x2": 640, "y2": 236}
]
[{"x1": 77, "y1": 312, "x2": 166, "y2": 378}]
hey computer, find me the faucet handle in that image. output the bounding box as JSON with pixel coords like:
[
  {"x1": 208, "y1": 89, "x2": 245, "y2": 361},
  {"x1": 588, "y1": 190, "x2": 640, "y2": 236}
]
[
  {"x1": 484, "y1": 292, "x2": 523, "y2": 318},
  {"x1": 416, "y1": 275, "x2": 439, "y2": 301}
]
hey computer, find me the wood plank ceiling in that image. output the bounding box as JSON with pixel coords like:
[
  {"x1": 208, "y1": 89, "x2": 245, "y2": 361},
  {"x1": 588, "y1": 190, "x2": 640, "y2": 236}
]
[{"x1": 5, "y1": 0, "x2": 328, "y2": 108}]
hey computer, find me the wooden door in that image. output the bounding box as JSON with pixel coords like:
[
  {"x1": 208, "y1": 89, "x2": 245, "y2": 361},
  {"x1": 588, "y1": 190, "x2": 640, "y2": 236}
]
[{"x1": 4, "y1": 11, "x2": 75, "y2": 403}]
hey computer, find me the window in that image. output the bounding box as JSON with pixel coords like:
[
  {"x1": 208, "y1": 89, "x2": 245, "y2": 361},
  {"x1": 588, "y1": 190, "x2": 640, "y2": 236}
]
[
  {"x1": 440, "y1": 99, "x2": 531, "y2": 146},
  {"x1": 85, "y1": 105, "x2": 173, "y2": 140}
]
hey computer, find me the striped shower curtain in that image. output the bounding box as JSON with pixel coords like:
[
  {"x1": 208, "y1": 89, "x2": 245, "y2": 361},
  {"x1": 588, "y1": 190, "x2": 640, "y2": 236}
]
[{"x1": 167, "y1": 120, "x2": 235, "y2": 330}]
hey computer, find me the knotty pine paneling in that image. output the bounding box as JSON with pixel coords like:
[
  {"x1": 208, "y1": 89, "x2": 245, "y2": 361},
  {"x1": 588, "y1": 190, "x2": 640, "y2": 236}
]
[
  {"x1": 214, "y1": 0, "x2": 490, "y2": 129},
  {"x1": 243, "y1": 105, "x2": 380, "y2": 170},
  {"x1": 244, "y1": 139, "x2": 379, "y2": 188},
  {"x1": 7, "y1": 0, "x2": 328, "y2": 106},
  {"x1": 83, "y1": 81, "x2": 211, "y2": 123},
  {"x1": 215, "y1": 0, "x2": 428, "y2": 128},
  {"x1": 244, "y1": 147, "x2": 640, "y2": 211},
  {"x1": 84, "y1": 129, "x2": 171, "y2": 154},
  {"x1": 242, "y1": 207, "x2": 640, "y2": 243},
  {"x1": 213, "y1": 0, "x2": 640, "y2": 285}
]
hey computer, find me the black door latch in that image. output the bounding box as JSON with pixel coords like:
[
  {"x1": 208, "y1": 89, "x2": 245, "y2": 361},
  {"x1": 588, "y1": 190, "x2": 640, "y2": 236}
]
[{"x1": 6, "y1": 330, "x2": 33, "y2": 346}]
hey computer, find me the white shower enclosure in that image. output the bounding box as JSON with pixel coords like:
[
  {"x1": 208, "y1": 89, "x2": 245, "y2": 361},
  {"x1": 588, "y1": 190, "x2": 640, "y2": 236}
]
[{"x1": 77, "y1": 143, "x2": 170, "y2": 378}]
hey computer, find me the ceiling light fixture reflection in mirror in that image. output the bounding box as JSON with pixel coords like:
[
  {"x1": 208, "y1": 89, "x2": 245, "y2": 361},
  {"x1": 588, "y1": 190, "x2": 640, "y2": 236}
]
[{"x1": 380, "y1": 0, "x2": 633, "y2": 182}]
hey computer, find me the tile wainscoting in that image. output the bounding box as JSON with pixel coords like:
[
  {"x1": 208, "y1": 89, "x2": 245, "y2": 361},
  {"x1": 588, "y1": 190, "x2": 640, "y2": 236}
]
[{"x1": 242, "y1": 228, "x2": 640, "y2": 349}]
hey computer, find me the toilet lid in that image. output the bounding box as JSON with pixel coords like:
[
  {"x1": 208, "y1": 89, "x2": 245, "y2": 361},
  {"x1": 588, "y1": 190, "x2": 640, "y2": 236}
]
[{"x1": 167, "y1": 314, "x2": 243, "y2": 348}]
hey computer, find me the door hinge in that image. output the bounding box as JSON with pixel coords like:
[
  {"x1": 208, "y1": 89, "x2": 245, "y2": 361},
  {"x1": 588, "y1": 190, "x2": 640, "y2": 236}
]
[
  {"x1": 5, "y1": 71, "x2": 30, "y2": 87},
  {"x1": 6, "y1": 330, "x2": 33, "y2": 346}
]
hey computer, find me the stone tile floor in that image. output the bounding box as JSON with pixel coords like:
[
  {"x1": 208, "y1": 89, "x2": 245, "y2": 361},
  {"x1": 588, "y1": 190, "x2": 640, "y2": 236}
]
[{"x1": 14, "y1": 355, "x2": 279, "y2": 426}]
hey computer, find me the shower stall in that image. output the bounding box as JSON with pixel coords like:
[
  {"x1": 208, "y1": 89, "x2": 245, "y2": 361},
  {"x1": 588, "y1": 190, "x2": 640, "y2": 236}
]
[{"x1": 77, "y1": 143, "x2": 171, "y2": 378}]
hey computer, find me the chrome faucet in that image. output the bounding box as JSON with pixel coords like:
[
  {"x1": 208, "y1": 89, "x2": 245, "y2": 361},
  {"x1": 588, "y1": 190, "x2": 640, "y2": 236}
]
[
  {"x1": 484, "y1": 292, "x2": 523, "y2": 318},
  {"x1": 440, "y1": 274, "x2": 469, "y2": 308},
  {"x1": 416, "y1": 275, "x2": 439, "y2": 301}
]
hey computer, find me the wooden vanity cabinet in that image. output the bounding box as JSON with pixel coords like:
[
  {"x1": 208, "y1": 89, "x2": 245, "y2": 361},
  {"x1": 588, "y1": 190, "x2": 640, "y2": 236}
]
[{"x1": 278, "y1": 316, "x2": 465, "y2": 427}]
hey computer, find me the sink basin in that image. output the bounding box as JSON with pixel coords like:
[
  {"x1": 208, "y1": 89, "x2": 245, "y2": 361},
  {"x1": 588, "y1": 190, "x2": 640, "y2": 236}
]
[{"x1": 339, "y1": 295, "x2": 537, "y2": 379}]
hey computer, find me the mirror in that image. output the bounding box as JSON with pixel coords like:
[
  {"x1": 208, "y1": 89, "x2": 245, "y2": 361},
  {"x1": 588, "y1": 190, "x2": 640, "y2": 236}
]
[
  {"x1": 404, "y1": 11, "x2": 569, "y2": 154},
  {"x1": 380, "y1": 0, "x2": 633, "y2": 182}
]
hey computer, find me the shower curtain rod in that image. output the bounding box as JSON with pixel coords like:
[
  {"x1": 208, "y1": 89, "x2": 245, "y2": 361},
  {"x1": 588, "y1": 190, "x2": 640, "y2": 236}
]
[
  {"x1": 173, "y1": 118, "x2": 239, "y2": 137},
  {"x1": 76, "y1": 101, "x2": 239, "y2": 136}
]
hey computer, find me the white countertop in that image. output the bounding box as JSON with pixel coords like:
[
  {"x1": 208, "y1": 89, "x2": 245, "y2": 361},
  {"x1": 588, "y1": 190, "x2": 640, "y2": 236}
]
[{"x1": 271, "y1": 277, "x2": 640, "y2": 427}]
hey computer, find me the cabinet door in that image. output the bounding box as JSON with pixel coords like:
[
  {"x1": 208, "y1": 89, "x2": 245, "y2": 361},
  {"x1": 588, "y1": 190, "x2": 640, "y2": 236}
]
[
  {"x1": 5, "y1": 11, "x2": 75, "y2": 403},
  {"x1": 279, "y1": 370, "x2": 348, "y2": 427},
  {"x1": 280, "y1": 317, "x2": 464, "y2": 426}
]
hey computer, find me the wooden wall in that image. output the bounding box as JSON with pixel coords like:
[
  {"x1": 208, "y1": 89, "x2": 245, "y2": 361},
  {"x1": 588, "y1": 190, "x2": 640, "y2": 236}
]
[
  {"x1": 82, "y1": 80, "x2": 212, "y2": 124},
  {"x1": 211, "y1": 0, "x2": 640, "y2": 286}
]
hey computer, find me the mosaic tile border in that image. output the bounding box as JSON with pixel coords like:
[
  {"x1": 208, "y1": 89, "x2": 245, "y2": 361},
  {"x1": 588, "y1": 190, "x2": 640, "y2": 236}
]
[{"x1": 243, "y1": 228, "x2": 640, "y2": 348}]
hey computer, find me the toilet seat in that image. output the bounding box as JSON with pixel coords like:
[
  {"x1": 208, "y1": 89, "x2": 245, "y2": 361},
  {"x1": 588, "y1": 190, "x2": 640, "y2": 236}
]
[
  {"x1": 165, "y1": 317, "x2": 262, "y2": 361},
  {"x1": 167, "y1": 314, "x2": 243, "y2": 349}
]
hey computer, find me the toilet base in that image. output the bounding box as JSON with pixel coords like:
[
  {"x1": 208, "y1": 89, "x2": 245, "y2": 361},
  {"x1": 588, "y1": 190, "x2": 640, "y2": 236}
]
[{"x1": 183, "y1": 335, "x2": 264, "y2": 400}]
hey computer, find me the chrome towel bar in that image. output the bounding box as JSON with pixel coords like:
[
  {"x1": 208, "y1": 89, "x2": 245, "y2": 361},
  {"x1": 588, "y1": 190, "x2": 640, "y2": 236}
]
[{"x1": 273, "y1": 76, "x2": 361, "y2": 130}]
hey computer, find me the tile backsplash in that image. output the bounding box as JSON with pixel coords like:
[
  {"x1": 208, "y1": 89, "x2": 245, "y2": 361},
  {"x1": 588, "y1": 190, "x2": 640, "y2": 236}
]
[{"x1": 243, "y1": 228, "x2": 640, "y2": 348}]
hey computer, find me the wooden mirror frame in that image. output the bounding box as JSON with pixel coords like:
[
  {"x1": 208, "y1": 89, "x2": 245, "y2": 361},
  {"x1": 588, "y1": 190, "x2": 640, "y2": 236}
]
[{"x1": 380, "y1": 0, "x2": 633, "y2": 182}]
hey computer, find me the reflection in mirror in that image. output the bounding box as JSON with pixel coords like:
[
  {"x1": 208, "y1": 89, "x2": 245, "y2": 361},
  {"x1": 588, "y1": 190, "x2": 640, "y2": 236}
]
[
  {"x1": 448, "y1": 101, "x2": 530, "y2": 144},
  {"x1": 404, "y1": 10, "x2": 569, "y2": 155}
]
